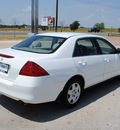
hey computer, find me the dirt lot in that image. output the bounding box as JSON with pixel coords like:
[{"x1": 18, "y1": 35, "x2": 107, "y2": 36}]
[
  {"x1": 0, "y1": 37, "x2": 120, "y2": 130},
  {"x1": 105, "y1": 36, "x2": 120, "y2": 48}
]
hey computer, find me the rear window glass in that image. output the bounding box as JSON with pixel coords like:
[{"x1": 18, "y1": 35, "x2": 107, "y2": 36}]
[{"x1": 12, "y1": 35, "x2": 66, "y2": 54}]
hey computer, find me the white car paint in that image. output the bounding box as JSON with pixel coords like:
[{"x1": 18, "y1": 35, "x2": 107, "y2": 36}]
[{"x1": 0, "y1": 32, "x2": 120, "y2": 105}]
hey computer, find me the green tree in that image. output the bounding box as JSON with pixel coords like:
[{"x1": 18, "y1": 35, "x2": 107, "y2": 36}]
[
  {"x1": 94, "y1": 23, "x2": 99, "y2": 29},
  {"x1": 118, "y1": 28, "x2": 120, "y2": 33},
  {"x1": 70, "y1": 21, "x2": 80, "y2": 31},
  {"x1": 94, "y1": 22, "x2": 105, "y2": 30},
  {"x1": 0, "y1": 18, "x2": 2, "y2": 25},
  {"x1": 99, "y1": 22, "x2": 105, "y2": 30}
]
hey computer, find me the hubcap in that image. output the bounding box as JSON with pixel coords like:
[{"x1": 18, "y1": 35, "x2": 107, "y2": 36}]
[{"x1": 67, "y1": 83, "x2": 81, "y2": 104}]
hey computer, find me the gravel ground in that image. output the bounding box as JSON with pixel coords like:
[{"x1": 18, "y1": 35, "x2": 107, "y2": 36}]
[
  {"x1": 0, "y1": 37, "x2": 120, "y2": 130},
  {"x1": 105, "y1": 36, "x2": 120, "y2": 47},
  {"x1": 0, "y1": 40, "x2": 21, "y2": 49}
]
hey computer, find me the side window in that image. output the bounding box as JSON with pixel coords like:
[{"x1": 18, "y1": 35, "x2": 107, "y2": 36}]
[
  {"x1": 74, "y1": 38, "x2": 97, "y2": 57},
  {"x1": 96, "y1": 39, "x2": 116, "y2": 54}
]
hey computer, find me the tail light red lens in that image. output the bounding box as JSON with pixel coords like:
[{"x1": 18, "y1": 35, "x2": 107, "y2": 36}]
[
  {"x1": 0, "y1": 54, "x2": 14, "y2": 58},
  {"x1": 19, "y1": 61, "x2": 49, "y2": 77}
]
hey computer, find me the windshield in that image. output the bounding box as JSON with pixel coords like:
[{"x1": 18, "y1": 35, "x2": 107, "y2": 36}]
[{"x1": 12, "y1": 35, "x2": 67, "y2": 54}]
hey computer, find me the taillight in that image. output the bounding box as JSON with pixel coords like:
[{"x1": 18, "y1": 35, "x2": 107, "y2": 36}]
[
  {"x1": 19, "y1": 61, "x2": 49, "y2": 77},
  {"x1": 0, "y1": 54, "x2": 14, "y2": 58}
]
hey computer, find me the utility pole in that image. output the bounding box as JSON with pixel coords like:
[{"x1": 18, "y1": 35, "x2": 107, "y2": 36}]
[
  {"x1": 31, "y1": 0, "x2": 35, "y2": 33},
  {"x1": 55, "y1": 0, "x2": 58, "y2": 32},
  {"x1": 31, "y1": 0, "x2": 39, "y2": 34},
  {"x1": 35, "y1": 0, "x2": 38, "y2": 34}
]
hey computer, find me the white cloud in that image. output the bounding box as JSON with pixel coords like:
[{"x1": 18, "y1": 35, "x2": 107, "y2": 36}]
[
  {"x1": 11, "y1": 5, "x2": 31, "y2": 25},
  {"x1": 100, "y1": 9, "x2": 104, "y2": 12},
  {"x1": 22, "y1": 6, "x2": 31, "y2": 12}
]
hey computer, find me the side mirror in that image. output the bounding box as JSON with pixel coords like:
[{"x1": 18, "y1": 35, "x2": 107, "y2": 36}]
[{"x1": 117, "y1": 48, "x2": 120, "y2": 53}]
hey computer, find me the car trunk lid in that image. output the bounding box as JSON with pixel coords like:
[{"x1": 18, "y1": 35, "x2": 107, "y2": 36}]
[{"x1": 0, "y1": 48, "x2": 49, "y2": 82}]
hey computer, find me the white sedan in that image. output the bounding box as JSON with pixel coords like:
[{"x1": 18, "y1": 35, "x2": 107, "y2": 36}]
[{"x1": 0, "y1": 32, "x2": 120, "y2": 107}]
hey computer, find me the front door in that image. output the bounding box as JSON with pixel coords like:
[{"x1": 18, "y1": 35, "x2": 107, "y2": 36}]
[{"x1": 96, "y1": 38, "x2": 117, "y2": 79}]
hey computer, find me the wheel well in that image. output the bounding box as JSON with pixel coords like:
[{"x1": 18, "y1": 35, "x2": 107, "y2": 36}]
[
  {"x1": 66, "y1": 75, "x2": 85, "y2": 90},
  {"x1": 56, "y1": 75, "x2": 85, "y2": 104}
]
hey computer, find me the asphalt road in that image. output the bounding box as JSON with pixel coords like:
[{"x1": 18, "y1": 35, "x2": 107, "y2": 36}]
[
  {"x1": 0, "y1": 31, "x2": 116, "y2": 37},
  {"x1": 0, "y1": 38, "x2": 120, "y2": 130},
  {"x1": 0, "y1": 31, "x2": 120, "y2": 37}
]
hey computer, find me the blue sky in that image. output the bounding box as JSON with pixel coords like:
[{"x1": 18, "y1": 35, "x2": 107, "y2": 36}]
[{"x1": 0, "y1": 0, "x2": 120, "y2": 28}]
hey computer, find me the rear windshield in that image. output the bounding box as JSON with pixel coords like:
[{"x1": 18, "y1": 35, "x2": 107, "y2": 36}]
[{"x1": 12, "y1": 35, "x2": 67, "y2": 54}]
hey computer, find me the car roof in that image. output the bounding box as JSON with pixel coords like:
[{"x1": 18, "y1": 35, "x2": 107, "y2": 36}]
[{"x1": 36, "y1": 32, "x2": 100, "y2": 39}]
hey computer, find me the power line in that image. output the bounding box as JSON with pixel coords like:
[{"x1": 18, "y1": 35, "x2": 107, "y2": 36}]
[{"x1": 80, "y1": 0, "x2": 120, "y2": 10}]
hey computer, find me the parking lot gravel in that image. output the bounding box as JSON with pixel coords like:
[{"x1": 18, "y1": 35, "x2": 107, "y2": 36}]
[{"x1": 0, "y1": 37, "x2": 120, "y2": 130}]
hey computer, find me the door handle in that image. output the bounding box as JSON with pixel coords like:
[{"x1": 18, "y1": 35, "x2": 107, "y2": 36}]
[
  {"x1": 78, "y1": 60, "x2": 86, "y2": 65},
  {"x1": 104, "y1": 58, "x2": 110, "y2": 63}
]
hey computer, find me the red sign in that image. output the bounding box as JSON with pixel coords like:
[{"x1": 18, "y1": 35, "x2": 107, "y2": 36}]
[{"x1": 44, "y1": 16, "x2": 55, "y2": 26}]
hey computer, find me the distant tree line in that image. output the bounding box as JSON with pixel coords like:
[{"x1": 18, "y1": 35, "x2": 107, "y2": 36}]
[
  {"x1": 94, "y1": 22, "x2": 105, "y2": 30},
  {"x1": 118, "y1": 28, "x2": 120, "y2": 33},
  {"x1": 0, "y1": 24, "x2": 26, "y2": 29},
  {"x1": 69, "y1": 21, "x2": 106, "y2": 32}
]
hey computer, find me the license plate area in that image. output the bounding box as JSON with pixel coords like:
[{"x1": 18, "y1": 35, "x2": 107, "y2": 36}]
[{"x1": 0, "y1": 62, "x2": 9, "y2": 74}]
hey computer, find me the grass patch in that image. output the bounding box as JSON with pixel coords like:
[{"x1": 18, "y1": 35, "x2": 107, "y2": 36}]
[
  {"x1": 108, "y1": 35, "x2": 120, "y2": 37},
  {"x1": 0, "y1": 28, "x2": 29, "y2": 32},
  {"x1": 0, "y1": 28, "x2": 119, "y2": 33},
  {"x1": 41, "y1": 28, "x2": 119, "y2": 33}
]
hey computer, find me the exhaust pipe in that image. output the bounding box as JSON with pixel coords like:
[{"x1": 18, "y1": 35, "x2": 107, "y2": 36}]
[{"x1": 19, "y1": 101, "x2": 28, "y2": 106}]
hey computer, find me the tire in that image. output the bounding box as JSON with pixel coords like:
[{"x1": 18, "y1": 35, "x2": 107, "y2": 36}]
[{"x1": 62, "y1": 78, "x2": 82, "y2": 108}]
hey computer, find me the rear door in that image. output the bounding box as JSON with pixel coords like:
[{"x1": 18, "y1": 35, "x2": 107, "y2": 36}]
[{"x1": 73, "y1": 38, "x2": 104, "y2": 88}]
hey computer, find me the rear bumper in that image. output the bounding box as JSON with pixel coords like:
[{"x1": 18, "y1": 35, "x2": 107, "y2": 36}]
[{"x1": 0, "y1": 75, "x2": 65, "y2": 104}]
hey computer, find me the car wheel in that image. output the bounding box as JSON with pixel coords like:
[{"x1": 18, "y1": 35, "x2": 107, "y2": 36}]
[{"x1": 62, "y1": 78, "x2": 82, "y2": 108}]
